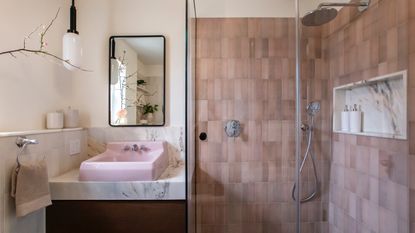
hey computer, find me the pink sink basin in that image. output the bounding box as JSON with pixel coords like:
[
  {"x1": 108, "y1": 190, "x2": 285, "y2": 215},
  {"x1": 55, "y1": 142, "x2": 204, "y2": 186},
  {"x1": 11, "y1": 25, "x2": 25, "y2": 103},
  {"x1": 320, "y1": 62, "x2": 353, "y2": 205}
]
[{"x1": 79, "y1": 141, "x2": 168, "y2": 181}]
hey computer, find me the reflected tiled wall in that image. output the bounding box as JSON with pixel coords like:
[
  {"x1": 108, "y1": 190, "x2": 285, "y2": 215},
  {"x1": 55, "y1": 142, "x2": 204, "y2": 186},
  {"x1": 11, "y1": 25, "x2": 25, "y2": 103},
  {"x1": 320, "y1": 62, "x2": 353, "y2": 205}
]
[
  {"x1": 195, "y1": 18, "x2": 329, "y2": 233},
  {"x1": 321, "y1": 0, "x2": 411, "y2": 232},
  {"x1": 0, "y1": 130, "x2": 88, "y2": 233}
]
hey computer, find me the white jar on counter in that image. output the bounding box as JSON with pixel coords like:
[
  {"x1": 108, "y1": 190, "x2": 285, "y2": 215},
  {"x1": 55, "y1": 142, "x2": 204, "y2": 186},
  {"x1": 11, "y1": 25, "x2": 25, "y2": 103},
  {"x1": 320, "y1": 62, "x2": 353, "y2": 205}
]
[
  {"x1": 64, "y1": 106, "x2": 80, "y2": 128},
  {"x1": 46, "y1": 112, "x2": 64, "y2": 129}
]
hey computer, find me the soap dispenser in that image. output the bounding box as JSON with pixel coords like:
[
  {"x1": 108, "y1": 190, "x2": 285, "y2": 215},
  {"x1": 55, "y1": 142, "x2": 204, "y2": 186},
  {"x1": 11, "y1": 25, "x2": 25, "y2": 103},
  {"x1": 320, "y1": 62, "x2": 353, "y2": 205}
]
[
  {"x1": 349, "y1": 104, "x2": 362, "y2": 133},
  {"x1": 341, "y1": 105, "x2": 350, "y2": 132}
]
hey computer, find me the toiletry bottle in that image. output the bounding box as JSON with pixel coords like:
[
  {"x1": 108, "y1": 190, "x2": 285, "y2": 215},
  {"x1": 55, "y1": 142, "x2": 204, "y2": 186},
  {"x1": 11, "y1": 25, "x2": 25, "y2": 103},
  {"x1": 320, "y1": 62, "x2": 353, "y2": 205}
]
[
  {"x1": 350, "y1": 104, "x2": 362, "y2": 133},
  {"x1": 341, "y1": 105, "x2": 350, "y2": 132}
]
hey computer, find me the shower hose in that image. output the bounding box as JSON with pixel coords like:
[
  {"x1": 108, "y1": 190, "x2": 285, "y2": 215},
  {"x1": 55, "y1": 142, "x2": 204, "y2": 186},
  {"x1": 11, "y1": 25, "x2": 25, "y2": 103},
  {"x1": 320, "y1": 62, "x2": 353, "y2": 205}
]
[{"x1": 291, "y1": 116, "x2": 319, "y2": 203}]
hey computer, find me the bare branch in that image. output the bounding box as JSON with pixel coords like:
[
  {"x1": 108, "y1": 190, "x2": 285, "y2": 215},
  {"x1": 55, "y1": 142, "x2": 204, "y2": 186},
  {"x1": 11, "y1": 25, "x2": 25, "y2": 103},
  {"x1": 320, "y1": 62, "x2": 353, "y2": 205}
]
[
  {"x1": 39, "y1": 50, "x2": 91, "y2": 72},
  {"x1": 119, "y1": 50, "x2": 127, "y2": 65},
  {"x1": 0, "y1": 8, "x2": 91, "y2": 72},
  {"x1": 23, "y1": 24, "x2": 42, "y2": 48},
  {"x1": 0, "y1": 48, "x2": 91, "y2": 72},
  {"x1": 125, "y1": 71, "x2": 138, "y2": 79},
  {"x1": 40, "y1": 8, "x2": 60, "y2": 50}
]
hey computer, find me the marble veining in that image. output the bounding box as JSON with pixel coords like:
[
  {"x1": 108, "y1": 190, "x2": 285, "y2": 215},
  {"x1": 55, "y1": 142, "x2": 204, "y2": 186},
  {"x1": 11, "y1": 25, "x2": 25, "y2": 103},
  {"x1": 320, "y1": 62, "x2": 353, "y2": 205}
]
[
  {"x1": 345, "y1": 78, "x2": 405, "y2": 136},
  {"x1": 49, "y1": 166, "x2": 185, "y2": 200},
  {"x1": 367, "y1": 80, "x2": 403, "y2": 133},
  {"x1": 334, "y1": 71, "x2": 407, "y2": 139}
]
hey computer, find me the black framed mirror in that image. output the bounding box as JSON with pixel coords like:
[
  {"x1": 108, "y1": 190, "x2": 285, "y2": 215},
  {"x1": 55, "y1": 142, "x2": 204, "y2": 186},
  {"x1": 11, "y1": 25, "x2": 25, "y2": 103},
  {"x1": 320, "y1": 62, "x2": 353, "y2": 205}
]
[{"x1": 109, "y1": 35, "x2": 165, "y2": 127}]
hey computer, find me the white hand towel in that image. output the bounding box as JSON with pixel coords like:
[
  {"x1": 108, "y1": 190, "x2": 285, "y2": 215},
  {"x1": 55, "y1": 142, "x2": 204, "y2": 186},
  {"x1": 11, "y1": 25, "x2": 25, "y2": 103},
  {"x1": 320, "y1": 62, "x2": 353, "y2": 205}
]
[{"x1": 11, "y1": 159, "x2": 52, "y2": 217}]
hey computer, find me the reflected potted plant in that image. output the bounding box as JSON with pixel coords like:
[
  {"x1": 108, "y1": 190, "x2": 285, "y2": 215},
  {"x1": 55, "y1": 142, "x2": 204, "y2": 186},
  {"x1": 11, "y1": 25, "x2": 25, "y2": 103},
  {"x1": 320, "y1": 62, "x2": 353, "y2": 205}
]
[
  {"x1": 137, "y1": 79, "x2": 147, "y2": 86},
  {"x1": 140, "y1": 103, "x2": 158, "y2": 123}
]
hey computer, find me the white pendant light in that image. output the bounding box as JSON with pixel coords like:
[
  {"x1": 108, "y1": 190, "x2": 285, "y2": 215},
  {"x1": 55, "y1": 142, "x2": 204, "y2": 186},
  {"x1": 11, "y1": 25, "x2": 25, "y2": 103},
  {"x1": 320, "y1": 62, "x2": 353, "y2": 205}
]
[
  {"x1": 62, "y1": 0, "x2": 82, "y2": 71},
  {"x1": 110, "y1": 39, "x2": 120, "y2": 85}
]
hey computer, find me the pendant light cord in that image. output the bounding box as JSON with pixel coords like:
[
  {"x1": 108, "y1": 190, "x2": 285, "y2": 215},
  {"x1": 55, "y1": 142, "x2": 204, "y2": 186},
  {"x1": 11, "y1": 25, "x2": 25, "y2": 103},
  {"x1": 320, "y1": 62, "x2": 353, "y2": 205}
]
[{"x1": 68, "y1": 0, "x2": 78, "y2": 34}]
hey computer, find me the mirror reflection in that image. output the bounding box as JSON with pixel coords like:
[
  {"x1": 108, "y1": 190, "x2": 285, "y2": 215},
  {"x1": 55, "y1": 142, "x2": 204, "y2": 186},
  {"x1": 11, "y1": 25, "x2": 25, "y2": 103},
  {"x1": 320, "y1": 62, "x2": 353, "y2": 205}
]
[{"x1": 109, "y1": 36, "x2": 165, "y2": 126}]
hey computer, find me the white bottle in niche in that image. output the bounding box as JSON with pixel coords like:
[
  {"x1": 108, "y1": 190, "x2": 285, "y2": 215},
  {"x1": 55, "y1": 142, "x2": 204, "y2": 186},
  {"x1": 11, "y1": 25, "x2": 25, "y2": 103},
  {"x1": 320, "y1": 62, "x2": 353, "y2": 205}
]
[
  {"x1": 341, "y1": 105, "x2": 350, "y2": 132},
  {"x1": 350, "y1": 104, "x2": 362, "y2": 133}
]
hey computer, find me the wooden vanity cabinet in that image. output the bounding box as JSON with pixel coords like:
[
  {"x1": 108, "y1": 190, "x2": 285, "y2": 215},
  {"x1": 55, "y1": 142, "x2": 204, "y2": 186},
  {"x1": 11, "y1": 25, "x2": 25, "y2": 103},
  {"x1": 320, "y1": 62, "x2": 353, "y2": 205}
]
[{"x1": 46, "y1": 200, "x2": 186, "y2": 233}]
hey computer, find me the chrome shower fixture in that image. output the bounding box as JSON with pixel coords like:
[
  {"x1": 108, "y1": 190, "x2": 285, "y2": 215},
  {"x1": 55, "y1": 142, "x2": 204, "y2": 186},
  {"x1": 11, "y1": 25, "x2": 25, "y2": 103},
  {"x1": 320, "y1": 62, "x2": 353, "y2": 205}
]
[
  {"x1": 302, "y1": 0, "x2": 370, "y2": 26},
  {"x1": 292, "y1": 101, "x2": 321, "y2": 203},
  {"x1": 306, "y1": 101, "x2": 321, "y2": 117}
]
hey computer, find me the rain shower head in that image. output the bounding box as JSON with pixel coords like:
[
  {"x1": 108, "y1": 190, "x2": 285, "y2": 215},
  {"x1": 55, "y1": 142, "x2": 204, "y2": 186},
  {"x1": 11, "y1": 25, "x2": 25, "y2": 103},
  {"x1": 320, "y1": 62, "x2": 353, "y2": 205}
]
[
  {"x1": 302, "y1": 0, "x2": 370, "y2": 26},
  {"x1": 306, "y1": 101, "x2": 320, "y2": 116},
  {"x1": 302, "y1": 8, "x2": 338, "y2": 27}
]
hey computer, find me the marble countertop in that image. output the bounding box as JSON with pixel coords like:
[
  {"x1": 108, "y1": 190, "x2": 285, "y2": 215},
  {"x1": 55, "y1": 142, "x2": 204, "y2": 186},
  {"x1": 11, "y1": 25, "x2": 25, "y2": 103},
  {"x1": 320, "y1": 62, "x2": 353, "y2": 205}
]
[{"x1": 49, "y1": 164, "x2": 186, "y2": 200}]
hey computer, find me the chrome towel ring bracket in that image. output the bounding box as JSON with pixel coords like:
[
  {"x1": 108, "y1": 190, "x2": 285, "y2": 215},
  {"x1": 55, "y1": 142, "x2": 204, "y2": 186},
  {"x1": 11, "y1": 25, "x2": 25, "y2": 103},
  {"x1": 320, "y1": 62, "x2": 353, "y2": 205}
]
[
  {"x1": 15, "y1": 136, "x2": 39, "y2": 170},
  {"x1": 16, "y1": 136, "x2": 38, "y2": 148}
]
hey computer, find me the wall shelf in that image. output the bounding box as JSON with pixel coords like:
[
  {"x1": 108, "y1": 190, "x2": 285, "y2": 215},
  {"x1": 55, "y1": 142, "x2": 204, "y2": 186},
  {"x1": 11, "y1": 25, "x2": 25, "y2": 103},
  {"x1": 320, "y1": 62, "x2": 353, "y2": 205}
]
[
  {"x1": 0, "y1": 128, "x2": 84, "y2": 138},
  {"x1": 333, "y1": 70, "x2": 407, "y2": 140}
]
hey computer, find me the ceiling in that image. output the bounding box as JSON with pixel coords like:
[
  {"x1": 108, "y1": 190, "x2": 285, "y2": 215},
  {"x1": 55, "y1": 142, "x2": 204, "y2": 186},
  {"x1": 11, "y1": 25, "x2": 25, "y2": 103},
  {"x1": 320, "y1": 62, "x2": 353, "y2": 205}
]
[{"x1": 123, "y1": 37, "x2": 164, "y2": 65}]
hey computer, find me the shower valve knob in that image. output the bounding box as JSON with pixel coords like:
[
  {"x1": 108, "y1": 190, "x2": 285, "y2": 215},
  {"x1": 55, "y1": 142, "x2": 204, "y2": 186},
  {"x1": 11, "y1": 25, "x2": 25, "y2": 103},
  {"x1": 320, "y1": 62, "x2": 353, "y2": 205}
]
[
  {"x1": 199, "y1": 132, "x2": 207, "y2": 141},
  {"x1": 224, "y1": 120, "x2": 241, "y2": 138}
]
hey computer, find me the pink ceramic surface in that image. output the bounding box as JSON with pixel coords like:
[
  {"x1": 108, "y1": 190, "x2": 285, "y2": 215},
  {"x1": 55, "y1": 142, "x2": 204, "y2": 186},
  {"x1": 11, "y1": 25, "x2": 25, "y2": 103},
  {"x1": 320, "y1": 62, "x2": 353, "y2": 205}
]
[{"x1": 79, "y1": 141, "x2": 168, "y2": 181}]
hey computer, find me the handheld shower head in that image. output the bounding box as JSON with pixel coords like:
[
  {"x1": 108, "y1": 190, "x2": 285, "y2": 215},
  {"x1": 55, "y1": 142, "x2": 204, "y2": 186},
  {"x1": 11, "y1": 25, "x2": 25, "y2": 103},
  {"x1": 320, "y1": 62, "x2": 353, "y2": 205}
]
[{"x1": 307, "y1": 101, "x2": 320, "y2": 116}]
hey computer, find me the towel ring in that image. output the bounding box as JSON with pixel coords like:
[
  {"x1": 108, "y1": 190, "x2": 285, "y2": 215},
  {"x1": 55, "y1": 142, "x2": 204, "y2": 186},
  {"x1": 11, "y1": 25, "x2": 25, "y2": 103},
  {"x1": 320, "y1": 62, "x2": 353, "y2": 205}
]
[{"x1": 15, "y1": 136, "x2": 38, "y2": 171}]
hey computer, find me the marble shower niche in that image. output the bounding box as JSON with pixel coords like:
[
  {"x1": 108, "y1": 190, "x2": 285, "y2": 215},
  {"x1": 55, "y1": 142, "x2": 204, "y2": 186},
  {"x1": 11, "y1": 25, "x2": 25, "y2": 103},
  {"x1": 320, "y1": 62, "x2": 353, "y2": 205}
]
[{"x1": 333, "y1": 70, "x2": 407, "y2": 139}]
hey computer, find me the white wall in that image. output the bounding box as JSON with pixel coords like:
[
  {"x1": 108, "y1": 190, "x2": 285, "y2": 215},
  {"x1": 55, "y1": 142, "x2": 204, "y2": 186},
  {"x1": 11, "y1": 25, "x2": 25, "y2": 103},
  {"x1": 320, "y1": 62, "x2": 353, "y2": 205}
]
[
  {"x1": 73, "y1": 0, "x2": 186, "y2": 128},
  {"x1": 0, "y1": 0, "x2": 186, "y2": 132},
  {"x1": 113, "y1": 0, "x2": 186, "y2": 127},
  {"x1": 145, "y1": 65, "x2": 164, "y2": 124},
  {"x1": 0, "y1": 0, "x2": 75, "y2": 131}
]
